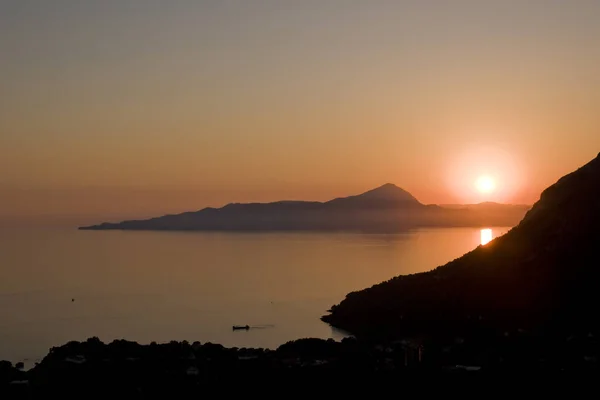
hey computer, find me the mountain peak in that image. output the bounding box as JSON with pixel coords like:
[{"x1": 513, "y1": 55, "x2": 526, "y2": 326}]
[
  {"x1": 321, "y1": 183, "x2": 422, "y2": 209},
  {"x1": 378, "y1": 183, "x2": 400, "y2": 189},
  {"x1": 358, "y1": 183, "x2": 419, "y2": 202},
  {"x1": 372, "y1": 183, "x2": 403, "y2": 193}
]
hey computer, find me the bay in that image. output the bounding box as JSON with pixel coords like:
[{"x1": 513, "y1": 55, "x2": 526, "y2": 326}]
[{"x1": 0, "y1": 226, "x2": 510, "y2": 367}]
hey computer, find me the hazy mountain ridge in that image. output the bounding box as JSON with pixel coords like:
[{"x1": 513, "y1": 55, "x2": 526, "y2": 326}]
[
  {"x1": 439, "y1": 202, "x2": 531, "y2": 210},
  {"x1": 322, "y1": 152, "x2": 600, "y2": 338},
  {"x1": 79, "y1": 183, "x2": 529, "y2": 232}
]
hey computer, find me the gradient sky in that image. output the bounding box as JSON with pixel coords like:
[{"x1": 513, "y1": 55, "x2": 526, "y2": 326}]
[{"x1": 2, "y1": 0, "x2": 600, "y2": 221}]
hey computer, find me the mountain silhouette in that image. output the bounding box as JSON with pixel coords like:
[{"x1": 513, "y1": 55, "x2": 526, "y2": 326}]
[
  {"x1": 79, "y1": 183, "x2": 528, "y2": 232},
  {"x1": 322, "y1": 152, "x2": 600, "y2": 338},
  {"x1": 325, "y1": 183, "x2": 421, "y2": 209}
]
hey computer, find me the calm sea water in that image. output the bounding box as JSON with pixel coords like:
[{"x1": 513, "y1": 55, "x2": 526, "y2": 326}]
[{"x1": 0, "y1": 226, "x2": 510, "y2": 366}]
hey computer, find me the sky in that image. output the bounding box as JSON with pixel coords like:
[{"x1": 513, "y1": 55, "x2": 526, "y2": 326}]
[{"x1": 2, "y1": 0, "x2": 600, "y2": 222}]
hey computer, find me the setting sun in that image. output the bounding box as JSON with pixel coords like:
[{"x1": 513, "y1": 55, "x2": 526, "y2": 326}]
[
  {"x1": 445, "y1": 145, "x2": 525, "y2": 204},
  {"x1": 475, "y1": 176, "x2": 496, "y2": 194}
]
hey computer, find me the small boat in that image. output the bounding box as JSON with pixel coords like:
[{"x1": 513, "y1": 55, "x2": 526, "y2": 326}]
[{"x1": 232, "y1": 325, "x2": 250, "y2": 330}]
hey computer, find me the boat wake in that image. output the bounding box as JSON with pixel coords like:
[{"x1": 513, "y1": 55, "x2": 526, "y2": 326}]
[{"x1": 249, "y1": 324, "x2": 275, "y2": 329}]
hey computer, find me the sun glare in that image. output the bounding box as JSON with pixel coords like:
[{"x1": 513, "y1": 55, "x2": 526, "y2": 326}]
[
  {"x1": 445, "y1": 144, "x2": 525, "y2": 204},
  {"x1": 480, "y1": 228, "x2": 493, "y2": 245},
  {"x1": 475, "y1": 176, "x2": 495, "y2": 194}
]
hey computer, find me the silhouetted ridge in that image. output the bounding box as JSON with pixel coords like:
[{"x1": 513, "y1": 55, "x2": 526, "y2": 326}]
[
  {"x1": 359, "y1": 183, "x2": 419, "y2": 201},
  {"x1": 322, "y1": 152, "x2": 600, "y2": 338},
  {"x1": 78, "y1": 183, "x2": 528, "y2": 232},
  {"x1": 325, "y1": 183, "x2": 422, "y2": 209}
]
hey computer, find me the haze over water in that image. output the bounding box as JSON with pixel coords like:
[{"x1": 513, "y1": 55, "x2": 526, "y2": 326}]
[{"x1": 0, "y1": 226, "x2": 508, "y2": 366}]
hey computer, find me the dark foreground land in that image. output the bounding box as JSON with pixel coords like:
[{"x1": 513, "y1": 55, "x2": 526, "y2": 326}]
[{"x1": 1, "y1": 332, "x2": 599, "y2": 397}]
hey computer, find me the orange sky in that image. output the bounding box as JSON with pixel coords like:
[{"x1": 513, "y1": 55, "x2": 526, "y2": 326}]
[{"x1": 2, "y1": 1, "x2": 600, "y2": 222}]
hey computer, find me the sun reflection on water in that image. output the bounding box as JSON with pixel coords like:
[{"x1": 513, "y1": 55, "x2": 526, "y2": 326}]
[{"x1": 480, "y1": 228, "x2": 493, "y2": 245}]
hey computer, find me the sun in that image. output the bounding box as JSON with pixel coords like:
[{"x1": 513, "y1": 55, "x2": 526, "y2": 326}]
[{"x1": 475, "y1": 176, "x2": 496, "y2": 194}]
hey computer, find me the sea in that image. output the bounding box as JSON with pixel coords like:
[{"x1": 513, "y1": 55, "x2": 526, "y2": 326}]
[{"x1": 0, "y1": 225, "x2": 511, "y2": 367}]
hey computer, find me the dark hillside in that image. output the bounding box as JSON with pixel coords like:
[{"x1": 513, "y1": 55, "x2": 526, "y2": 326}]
[{"x1": 323, "y1": 153, "x2": 600, "y2": 339}]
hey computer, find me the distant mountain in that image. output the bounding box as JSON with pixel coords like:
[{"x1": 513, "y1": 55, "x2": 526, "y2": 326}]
[
  {"x1": 79, "y1": 183, "x2": 528, "y2": 232},
  {"x1": 438, "y1": 202, "x2": 531, "y2": 226},
  {"x1": 439, "y1": 202, "x2": 530, "y2": 211},
  {"x1": 325, "y1": 183, "x2": 421, "y2": 209},
  {"x1": 322, "y1": 152, "x2": 600, "y2": 339}
]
